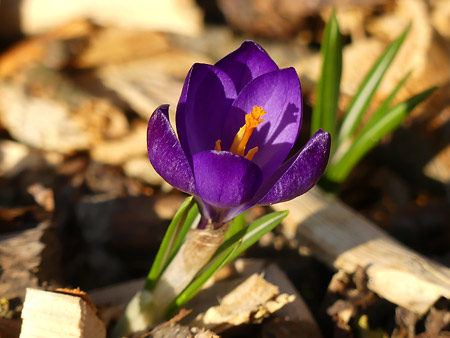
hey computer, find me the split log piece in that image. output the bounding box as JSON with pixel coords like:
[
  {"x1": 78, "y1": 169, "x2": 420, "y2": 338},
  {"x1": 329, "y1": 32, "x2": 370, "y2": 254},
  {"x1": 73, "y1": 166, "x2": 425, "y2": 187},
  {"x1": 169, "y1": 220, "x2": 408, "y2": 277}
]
[
  {"x1": 272, "y1": 187, "x2": 450, "y2": 315},
  {"x1": 19, "y1": 288, "x2": 106, "y2": 338}
]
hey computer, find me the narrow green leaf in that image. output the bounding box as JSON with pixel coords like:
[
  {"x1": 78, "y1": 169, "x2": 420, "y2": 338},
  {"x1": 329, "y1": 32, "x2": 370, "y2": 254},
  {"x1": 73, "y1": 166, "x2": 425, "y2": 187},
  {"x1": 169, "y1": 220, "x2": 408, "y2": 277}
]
[
  {"x1": 224, "y1": 211, "x2": 246, "y2": 241},
  {"x1": 168, "y1": 202, "x2": 200, "y2": 262},
  {"x1": 360, "y1": 71, "x2": 411, "y2": 134},
  {"x1": 166, "y1": 210, "x2": 288, "y2": 315},
  {"x1": 330, "y1": 71, "x2": 412, "y2": 166},
  {"x1": 225, "y1": 210, "x2": 288, "y2": 263},
  {"x1": 311, "y1": 9, "x2": 342, "y2": 144},
  {"x1": 145, "y1": 196, "x2": 198, "y2": 290},
  {"x1": 327, "y1": 87, "x2": 435, "y2": 183},
  {"x1": 337, "y1": 24, "x2": 410, "y2": 146}
]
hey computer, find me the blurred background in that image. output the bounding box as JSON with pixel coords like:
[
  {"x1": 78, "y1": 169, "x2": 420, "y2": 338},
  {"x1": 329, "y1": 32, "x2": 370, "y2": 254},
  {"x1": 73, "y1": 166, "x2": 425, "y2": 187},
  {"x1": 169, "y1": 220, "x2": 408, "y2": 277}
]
[{"x1": 0, "y1": 0, "x2": 449, "y2": 336}]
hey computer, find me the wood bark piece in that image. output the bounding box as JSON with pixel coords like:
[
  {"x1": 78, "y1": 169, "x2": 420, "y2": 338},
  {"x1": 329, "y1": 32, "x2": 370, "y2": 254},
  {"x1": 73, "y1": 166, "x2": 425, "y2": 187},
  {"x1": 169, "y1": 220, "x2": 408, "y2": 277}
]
[
  {"x1": 0, "y1": 84, "x2": 90, "y2": 153},
  {"x1": 263, "y1": 263, "x2": 322, "y2": 338},
  {"x1": 0, "y1": 221, "x2": 51, "y2": 301},
  {"x1": 0, "y1": 318, "x2": 21, "y2": 338},
  {"x1": 99, "y1": 63, "x2": 182, "y2": 121},
  {"x1": 90, "y1": 122, "x2": 147, "y2": 165},
  {"x1": 365, "y1": 0, "x2": 450, "y2": 106},
  {"x1": 424, "y1": 143, "x2": 450, "y2": 184},
  {"x1": 150, "y1": 324, "x2": 219, "y2": 338},
  {"x1": 0, "y1": 67, "x2": 129, "y2": 154},
  {"x1": 431, "y1": 0, "x2": 450, "y2": 39},
  {"x1": 20, "y1": 288, "x2": 106, "y2": 338},
  {"x1": 217, "y1": 0, "x2": 385, "y2": 39},
  {"x1": 298, "y1": 0, "x2": 450, "y2": 113},
  {"x1": 272, "y1": 187, "x2": 450, "y2": 315},
  {"x1": 185, "y1": 259, "x2": 321, "y2": 335},
  {"x1": 74, "y1": 29, "x2": 170, "y2": 68},
  {"x1": 0, "y1": 140, "x2": 47, "y2": 178},
  {"x1": 0, "y1": 0, "x2": 203, "y2": 38},
  {"x1": 191, "y1": 273, "x2": 294, "y2": 331},
  {"x1": 98, "y1": 51, "x2": 210, "y2": 121},
  {"x1": 88, "y1": 259, "x2": 320, "y2": 334},
  {"x1": 0, "y1": 19, "x2": 93, "y2": 78}
]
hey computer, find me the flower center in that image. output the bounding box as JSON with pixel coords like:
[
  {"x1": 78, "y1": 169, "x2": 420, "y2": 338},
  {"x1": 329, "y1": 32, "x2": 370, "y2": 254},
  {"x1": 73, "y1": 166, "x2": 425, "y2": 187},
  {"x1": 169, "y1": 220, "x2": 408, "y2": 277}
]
[{"x1": 214, "y1": 106, "x2": 267, "y2": 161}]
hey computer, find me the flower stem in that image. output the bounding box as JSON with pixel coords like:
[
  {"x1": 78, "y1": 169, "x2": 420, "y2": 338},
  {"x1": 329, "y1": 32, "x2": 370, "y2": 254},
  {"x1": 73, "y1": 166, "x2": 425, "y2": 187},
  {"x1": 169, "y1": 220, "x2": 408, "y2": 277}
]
[{"x1": 111, "y1": 223, "x2": 229, "y2": 337}]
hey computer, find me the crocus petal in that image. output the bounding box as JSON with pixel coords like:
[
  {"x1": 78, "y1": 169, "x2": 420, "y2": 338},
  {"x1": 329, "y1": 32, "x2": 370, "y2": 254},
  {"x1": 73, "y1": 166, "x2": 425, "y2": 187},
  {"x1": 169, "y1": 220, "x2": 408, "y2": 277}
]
[
  {"x1": 147, "y1": 105, "x2": 197, "y2": 195},
  {"x1": 176, "y1": 64, "x2": 237, "y2": 161},
  {"x1": 221, "y1": 68, "x2": 302, "y2": 179},
  {"x1": 215, "y1": 40, "x2": 279, "y2": 93},
  {"x1": 192, "y1": 151, "x2": 262, "y2": 210},
  {"x1": 255, "y1": 129, "x2": 331, "y2": 205}
]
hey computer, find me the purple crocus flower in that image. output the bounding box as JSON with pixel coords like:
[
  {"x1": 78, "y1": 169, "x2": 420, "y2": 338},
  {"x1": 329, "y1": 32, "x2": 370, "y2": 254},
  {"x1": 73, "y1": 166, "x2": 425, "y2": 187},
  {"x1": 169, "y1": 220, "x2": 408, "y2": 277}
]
[{"x1": 147, "y1": 41, "x2": 330, "y2": 224}]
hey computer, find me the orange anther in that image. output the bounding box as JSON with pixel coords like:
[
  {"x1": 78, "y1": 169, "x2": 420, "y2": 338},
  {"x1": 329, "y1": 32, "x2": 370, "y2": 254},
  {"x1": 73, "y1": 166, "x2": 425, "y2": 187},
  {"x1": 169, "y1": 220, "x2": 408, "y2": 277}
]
[
  {"x1": 214, "y1": 139, "x2": 222, "y2": 151},
  {"x1": 215, "y1": 106, "x2": 267, "y2": 160},
  {"x1": 229, "y1": 106, "x2": 267, "y2": 157}
]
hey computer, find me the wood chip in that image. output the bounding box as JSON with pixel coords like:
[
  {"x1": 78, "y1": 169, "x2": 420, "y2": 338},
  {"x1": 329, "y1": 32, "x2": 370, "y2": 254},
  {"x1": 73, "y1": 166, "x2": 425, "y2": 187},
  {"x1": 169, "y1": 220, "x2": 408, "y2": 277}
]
[
  {"x1": 74, "y1": 29, "x2": 170, "y2": 68},
  {"x1": 263, "y1": 263, "x2": 321, "y2": 337},
  {"x1": 0, "y1": 84, "x2": 90, "y2": 153},
  {"x1": 90, "y1": 122, "x2": 147, "y2": 165},
  {"x1": 272, "y1": 187, "x2": 450, "y2": 315},
  {"x1": 367, "y1": 0, "x2": 450, "y2": 106},
  {"x1": 0, "y1": 318, "x2": 21, "y2": 338},
  {"x1": 0, "y1": 140, "x2": 47, "y2": 178},
  {"x1": 123, "y1": 157, "x2": 168, "y2": 188},
  {"x1": 191, "y1": 273, "x2": 295, "y2": 332},
  {"x1": 99, "y1": 58, "x2": 201, "y2": 122},
  {"x1": 431, "y1": 0, "x2": 450, "y2": 39},
  {"x1": 0, "y1": 221, "x2": 51, "y2": 301},
  {"x1": 424, "y1": 144, "x2": 450, "y2": 184},
  {"x1": 20, "y1": 288, "x2": 106, "y2": 338},
  {"x1": 2, "y1": 0, "x2": 203, "y2": 37},
  {"x1": 88, "y1": 259, "x2": 317, "y2": 334},
  {"x1": 299, "y1": 0, "x2": 450, "y2": 114},
  {"x1": 0, "y1": 19, "x2": 94, "y2": 78},
  {"x1": 27, "y1": 183, "x2": 55, "y2": 212},
  {"x1": 149, "y1": 324, "x2": 219, "y2": 338}
]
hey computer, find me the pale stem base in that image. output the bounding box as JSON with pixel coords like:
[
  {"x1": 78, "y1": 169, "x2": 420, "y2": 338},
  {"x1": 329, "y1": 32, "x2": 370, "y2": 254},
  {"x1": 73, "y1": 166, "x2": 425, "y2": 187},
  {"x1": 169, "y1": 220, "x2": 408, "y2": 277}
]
[{"x1": 112, "y1": 224, "x2": 229, "y2": 337}]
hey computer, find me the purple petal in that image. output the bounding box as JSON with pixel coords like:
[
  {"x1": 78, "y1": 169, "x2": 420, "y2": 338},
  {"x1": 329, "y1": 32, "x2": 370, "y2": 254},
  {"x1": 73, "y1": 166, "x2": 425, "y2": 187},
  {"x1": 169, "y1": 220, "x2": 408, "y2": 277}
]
[
  {"x1": 255, "y1": 129, "x2": 331, "y2": 205},
  {"x1": 176, "y1": 64, "x2": 237, "y2": 161},
  {"x1": 192, "y1": 151, "x2": 262, "y2": 210},
  {"x1": 221, "y1": 68, "x2": 302, "y2": 179},
  {"x1": 147, "y1": 105, "x2": 197, "y2": 195},
  {"x1": 215, "y1": 41, "x2": 279, "y2": 93}
]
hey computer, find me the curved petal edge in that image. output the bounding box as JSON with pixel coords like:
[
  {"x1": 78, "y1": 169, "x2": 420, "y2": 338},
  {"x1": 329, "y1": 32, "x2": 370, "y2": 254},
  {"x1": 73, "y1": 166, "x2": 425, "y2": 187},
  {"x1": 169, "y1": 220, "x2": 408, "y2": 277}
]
[
  {"x1": 176, "y1": 63, "x2": 237, "y2": 160},
  {"x1": 215, "y1": 40, "x2": 279, "y2": 93},
  {"x1": 255, "y1": 129, "x2": 331, "y2": 205},
  {"x1": 147, "y1": 105, "x2": 197, "y2": 195}
]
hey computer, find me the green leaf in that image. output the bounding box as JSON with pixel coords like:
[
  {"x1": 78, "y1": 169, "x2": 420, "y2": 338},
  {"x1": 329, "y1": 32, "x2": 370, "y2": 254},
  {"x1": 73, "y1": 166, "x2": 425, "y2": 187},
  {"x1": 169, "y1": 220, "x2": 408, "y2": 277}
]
[
  {"x1": 331, "y1": 71, "x2": 412, "y2": 166},
  {"x1": 145, "y1": 196, "x2": 199, "y2": 290},
  {"x1": 224, "y1": 211, "x2": 246, "y2": 241},
  {"x1": 360, "y1": 71, "x2": 411, "y2": 134},
  {"x1": 166, "y1": 210, "x2": 289, "y2": 315},
  {"x1": 311, "y1": 9, "x2": 342, "y2": 145},
  {"x1": 224, "y1": 210, "x2": 288, "y2": 263},
  {"x1": 326, "y1": 87, "x2": 436, "y2": 183},
  {"x1": 169, "y1": 202, "x2": 200, "y2": 262},
  {"x1": 337, "y1": 25, "x2": 410, "y2": 147}
]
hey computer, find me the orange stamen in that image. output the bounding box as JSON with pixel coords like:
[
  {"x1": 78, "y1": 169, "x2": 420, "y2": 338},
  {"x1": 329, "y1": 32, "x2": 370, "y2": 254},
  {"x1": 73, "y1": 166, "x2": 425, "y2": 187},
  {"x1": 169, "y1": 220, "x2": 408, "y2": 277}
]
[
  {"x1": 214, "y1": 139, "x2": 222, "y2": 151},
  {"x1": 229, "y1": 106, "x2": 267, "y2": 157},
  {"x1": 245, "y1": 147, "x2": 259, "y2": 161},
  {"x1": 214, "y1": 106, "x2": 267, "y2": 160},
  {"x1": 229, "y1": 125, "x2": 246, "y2": 154}
]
